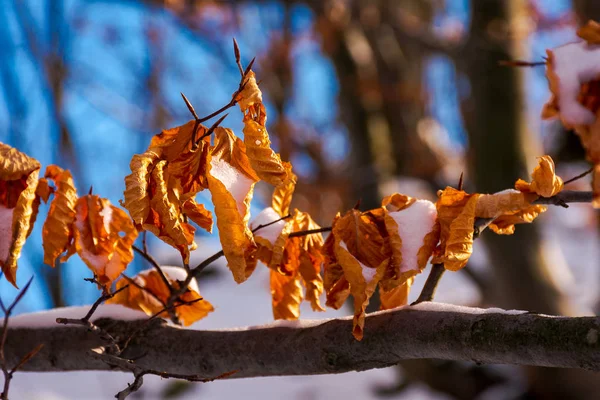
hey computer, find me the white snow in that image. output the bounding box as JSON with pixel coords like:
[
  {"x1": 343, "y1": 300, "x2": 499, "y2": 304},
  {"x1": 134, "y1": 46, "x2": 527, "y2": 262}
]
[
  {"x1": 409, "y1": 301, "x2": 529, "y2": 316},
  {"x1": 388, "y1": 199, "x2": 437, "y2": 273},
  {"x1": 249, "y1": 207, "x2": 286, "y2": 245},
  {"x1": 210, "y1": 158, "x2": 254, "y2": 216},
  {"x1": 550, "y1": 41, "x2": 600, "y2": 125},
  {"x1": 9, "y1": 304, "x2": 148, "y2": 328},
  {"x1": 0, "y1": 205, "x2": 14, "y2": 262},
  {"x1": 138, "y1": 265, "x2": 200, "y2": 294},
  {"x1": 338, "y1": 240, "x2": 378, "y2": 282}
]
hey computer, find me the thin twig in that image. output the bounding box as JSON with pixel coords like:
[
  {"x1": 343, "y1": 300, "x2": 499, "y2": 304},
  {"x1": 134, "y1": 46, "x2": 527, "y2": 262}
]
[
  {"x1": 233, "y1": 38, "x2": 244, "y2": 77},
  {"x1": 142, "y1": 231, "x2": 148, "y2": 255},
  {"x1": 412, "y1": 263, "x2": 445, "y2": 304},
  {"x1": 251, "y1": 213, "x2": 291, "y2": 233},
  {"x1": 498, "y1": 60, "x2": 546, "y2": 67},
  {"x1": 90, "y1": 348, "x2": 237, "y2": 399},
  {"x1": 56, "y1": 284, "x2": 130, "y2": 351},
  {"x1": 563, "y1": 167, "x2": 594, "y2": 185},
  {"x1": 132, "y1": 244, "x2": 172, "y2": 294},
  {"x1": 0, "y1": 276, "x2": 36, "y2": 400},
  {"x1": 199, "y1": 113, "x2": 229, "y2": 140}
]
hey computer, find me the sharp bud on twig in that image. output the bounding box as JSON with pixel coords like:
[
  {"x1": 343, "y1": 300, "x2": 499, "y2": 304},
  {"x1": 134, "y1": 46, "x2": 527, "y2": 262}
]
[
  {"x1": 180, "y1": 92, "x2": 199, "y2": 120},
  {"x1": 458, "y1": 172, "x2": 464, "y2": 191},
  {"x1": 244, "y1": 57, "x2": 256, "y2": 76},
  {"x1": 200, "y1": 113, "x2": 229, "y2": 140}
]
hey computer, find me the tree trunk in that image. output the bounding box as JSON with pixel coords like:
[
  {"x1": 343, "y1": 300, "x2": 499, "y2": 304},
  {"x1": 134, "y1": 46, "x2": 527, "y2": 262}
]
[{"x1": 459, "y1": 1, "x2": 599, "y2": 398}]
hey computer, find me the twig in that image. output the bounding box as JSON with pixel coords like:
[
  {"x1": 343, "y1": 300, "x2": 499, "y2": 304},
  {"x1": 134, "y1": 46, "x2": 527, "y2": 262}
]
[
  {"x1": 289, "y1": 226, "x2": 332, "y2": 238},
  {"x1": 233, "y1": 38, "x2": 244, "y2": 77},
  {"x1": 0, "y1": 276, "x2": 37, "y2": 400},
  {"x1": 563, "y1": 167, "x2": 594, "y2": 185},
  {"x1": 56, "y1": 284, "x2": 130, "y2": 351},
  {"x1": 132, "y1": 244, "x2": 172, "y2": 294},
  {"x1": 251, "y1": 213, "x2": 291, "y2": 233},
  {"x1": 412, "y1": 263, "x2": 446, "y2": 304},
  {"x1": 199, "y1": 112, "x2": 229, "y2": 140},
  {"x1": 89, "y1": 347, "x2": 237, "y2": 399},
  {"x1": 142, "y1": 231, "x2": 148, "y2": 255},
  {"x1": 498, "y1": 60, "x2": 546, "y2": 67}
]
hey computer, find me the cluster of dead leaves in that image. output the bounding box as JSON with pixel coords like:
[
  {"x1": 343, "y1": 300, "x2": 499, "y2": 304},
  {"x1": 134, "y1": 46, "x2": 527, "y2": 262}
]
[
  {"x1": 542, "y1": 19, "x2": 600, "y2": 206},
  {"x1": 249, "y1": 165, "x2": 325, "y2": 320},
  {"x1": 0, "y1": 144, "x2": 138, "y2": 290},
  {"x1": 108, "y1": 266, "x2": 213, "y2": 326},
  {"x1": 322, "y1": 156, "x2": 563, "y2": 340}
]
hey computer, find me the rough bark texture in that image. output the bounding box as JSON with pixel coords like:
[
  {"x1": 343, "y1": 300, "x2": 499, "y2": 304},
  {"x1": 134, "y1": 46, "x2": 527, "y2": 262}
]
[{"x1": 4, "y1": 305, "x2": 600, "y2": 376}]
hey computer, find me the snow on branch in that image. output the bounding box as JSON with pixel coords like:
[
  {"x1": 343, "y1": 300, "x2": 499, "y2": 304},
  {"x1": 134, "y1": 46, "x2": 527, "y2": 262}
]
[{"x1": 3, "y1": 303, "x2": 600, "y2": 378}]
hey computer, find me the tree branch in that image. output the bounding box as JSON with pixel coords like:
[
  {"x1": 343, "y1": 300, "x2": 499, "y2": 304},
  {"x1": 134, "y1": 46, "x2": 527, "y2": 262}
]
[{"x1": 4, "y1": 304, "x2": 600, "y2": 376}]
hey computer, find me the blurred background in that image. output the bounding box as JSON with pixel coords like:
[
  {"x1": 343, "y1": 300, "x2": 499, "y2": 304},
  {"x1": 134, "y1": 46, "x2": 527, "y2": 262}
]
[{"x1": 1, "y1": 0, "x2": 599, "y2": 399}]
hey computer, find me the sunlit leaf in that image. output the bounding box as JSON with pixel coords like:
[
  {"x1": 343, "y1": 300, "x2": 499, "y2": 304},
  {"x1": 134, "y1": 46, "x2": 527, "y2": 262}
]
[
  {"x1": 71, "y1": 195, "x2": 138, "y2": 288},
  {"x1": 271, "y1": 162, "x2": 296, "y2": 217},
  {"x1": 109, "y1": 266, "x2": 213, "y2": 326},
  {"x1": 208, "y1": 128, "x2": 258, "y2": 283},
  {"x1": 0, "y1": 143, "x2": 41, "y2": 287},
  {"x1": 122, "y1": 151, "x2": 159, "y2": 227},
  {"x1": 514, "y1": 156, "x2": 563, "y2": 198},
  {"x1": 379, "y1": 277, "x2": 413, "y2": 310},
  {"x1": 42, "y1": 165, "x2": 78, "y2": 269}
]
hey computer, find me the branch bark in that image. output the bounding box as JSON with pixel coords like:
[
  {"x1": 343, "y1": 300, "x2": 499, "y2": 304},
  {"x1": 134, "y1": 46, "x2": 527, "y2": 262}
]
[{"x1": 4, "y1": 304, "x2": 600, "y2": 376}]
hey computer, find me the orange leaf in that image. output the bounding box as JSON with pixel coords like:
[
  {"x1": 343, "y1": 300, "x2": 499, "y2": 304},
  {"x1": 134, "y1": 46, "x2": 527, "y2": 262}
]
[
  {"x1": 182, "y1": 198, "x2": 213, "y2": 233},
  {"x1": 0, "y1": 143, "x2": 41, "y2": 287},
  {"x1": 42, "y1": 165, "x2": 78, "y2": 268},
  {"x1": 148, "y1": 120, "x2": 202, "y2": 162},
  {"x1": 514, "y1": 156, "x2": 563, "y2": 197},
  {"x1": 237, "y1": 71, "x2": 288, "y2": 186},
  {"x1": 577, "y1": 20, "x2": 600, "y2": 44},
  {"x1": 379, "y1": 277, "x2": 413, "y2": 310},
  {"x1": 334, "y1": 237, "x2": 387, "y2": 341},
  {"x1": 143, "y1": 160, "x2": 196, "y2": 264},
  {"x1": 242, "y1": 120, "x2": 288, "y2": 186},
  {"x1": 109, "y1": 266, "x2": 213, "y2": 326},
  {"x1": 270, "y1": 269, "x2": 302, "y2": 320},
  {"x1": 122, "y1": 151, "x2": 159, "y2": 227},
  {"x1": 207, "y1": 130, "x2": 258, "y2": 283},
  {"x1": 432, "y1": 187, "x2": 480, "y2": 271},
  {"x1": 271, "y1": 162, "x2": 296, "y2": 217},
  {"x1": 488, "y1": 205, "x2": 546, "y2": 235},
  {"x1": 72, "y1": 195, "x2": 137, "y2": 288}
]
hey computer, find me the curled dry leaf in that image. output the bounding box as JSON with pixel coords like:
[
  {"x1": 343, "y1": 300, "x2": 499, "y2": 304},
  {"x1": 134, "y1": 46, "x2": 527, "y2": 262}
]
[
  {"x1": 0, "y1": 143, "x2": 41, "y2": 287},
  {"x1": 432, "y1": 187, "x2": 480, "y2": 271},
  {"x1": 122, "y1": 151, "x2": 159, "y2": 228},
  {"x1": 324, "y1": 209, "x2": 388, "y2": 340},
  {"x1": 542, "y1": 35, "x2": 600, "y2": 206},
  {"x1": 271, "y1": 162, "x2": 296, "y2": 217},
  {"x1": 379, "y1": 277, "x2": 414, "y2": 310},
  {"x1": 71, "y1": 195, "x2": 138, "y2": 288},
  {"x1": 42, "y1": 165, "x2": 78, "y2": 267},
  {"x1": 514, "y1": 156, "x2": 564, "y2": 198},
  {"x1": 109, "y1": 266, "x2": 213, "y2": 326},
  {"x1": 143, "y1": 160, "x2": 196, "y2": 264},
  {"x1": 250, "y1": 207, "x2": 326, "y2": 319},
  {"x1": 208, "y1": 128, "x2": 258, "y2": 283},
  {"x1": 122, "y1": 121, "x2": 214, "y2": 263},
  {"x1": 577, "y1": 20, "x2": 600, "y2": 45},
  {"x1": 238, "y1": 71, "x2": 288, "y2": 186}
]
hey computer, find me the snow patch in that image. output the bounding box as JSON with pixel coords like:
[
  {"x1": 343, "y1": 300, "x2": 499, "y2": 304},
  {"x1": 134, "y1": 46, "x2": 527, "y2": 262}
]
[
  {"x1": 139, "y1": 265, "x2": 200, "y2": 293},
  {"x1": 250, "y1": 207, "x2": 286, "y2": 245},
  {"x1": 0, "y1": 206, "x2": 14, "y2": 262},
  {"x1": 210, "y1": 158, "x2": 254, "y2": 216},
  {"x1": 409, "y1": 301, "x2": 529, "y2": 315},
  {"x1": 389, "y1": 199, "x2": 437, "y2": 273},
  {"x1": 339, "y1": 240, "x2": 378, "y2": 282},
  {"x1": 550, "y1": 41, "x2": 600, "y2": 125},
  {"x1": 9, "y1": 304, "x2": 148, "y2": 328}
]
